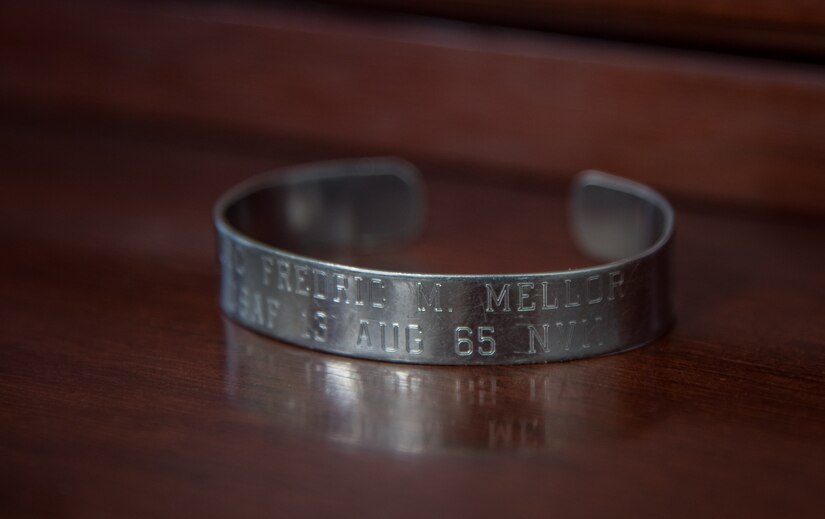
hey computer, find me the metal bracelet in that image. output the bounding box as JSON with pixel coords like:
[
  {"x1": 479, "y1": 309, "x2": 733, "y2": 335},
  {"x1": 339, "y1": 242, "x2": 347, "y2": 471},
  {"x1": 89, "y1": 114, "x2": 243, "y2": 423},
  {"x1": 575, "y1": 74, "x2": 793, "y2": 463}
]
[{"x1": 214, "y1": 158, "x2": 674, "y2": 365}]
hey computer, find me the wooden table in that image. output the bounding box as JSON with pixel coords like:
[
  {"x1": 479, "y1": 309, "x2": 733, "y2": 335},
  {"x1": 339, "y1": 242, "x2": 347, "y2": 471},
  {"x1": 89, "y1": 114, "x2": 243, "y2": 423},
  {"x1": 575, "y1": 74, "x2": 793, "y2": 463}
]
[
  {"x1": 1, "y1": 111, "x2": 824, "y2": 518},
  {"x1": 2, "y1": 0, "x2": 825, "y2": 515}
]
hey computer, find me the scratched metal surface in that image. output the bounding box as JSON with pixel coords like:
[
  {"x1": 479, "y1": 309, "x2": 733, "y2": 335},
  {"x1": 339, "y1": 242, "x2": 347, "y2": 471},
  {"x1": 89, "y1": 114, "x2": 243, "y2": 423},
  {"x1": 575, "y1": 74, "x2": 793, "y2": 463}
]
[{"x1": 216, "y1": 160, "x2": 673, "y2": 364}]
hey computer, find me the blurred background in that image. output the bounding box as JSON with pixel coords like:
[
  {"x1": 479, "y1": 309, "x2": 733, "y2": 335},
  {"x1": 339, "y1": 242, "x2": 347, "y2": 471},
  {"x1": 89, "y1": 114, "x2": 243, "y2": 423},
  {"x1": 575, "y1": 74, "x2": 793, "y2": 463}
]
[{"x1": 2, "y1": 0, "x2": 823, "y2": 214}]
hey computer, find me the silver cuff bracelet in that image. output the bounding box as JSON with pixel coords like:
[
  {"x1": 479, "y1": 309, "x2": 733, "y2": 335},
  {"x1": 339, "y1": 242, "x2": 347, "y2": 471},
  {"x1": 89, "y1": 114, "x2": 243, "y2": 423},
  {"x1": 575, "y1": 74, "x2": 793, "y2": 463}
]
[{"x1": 214, "y1": 158, "x2": 674, "y2": 365}]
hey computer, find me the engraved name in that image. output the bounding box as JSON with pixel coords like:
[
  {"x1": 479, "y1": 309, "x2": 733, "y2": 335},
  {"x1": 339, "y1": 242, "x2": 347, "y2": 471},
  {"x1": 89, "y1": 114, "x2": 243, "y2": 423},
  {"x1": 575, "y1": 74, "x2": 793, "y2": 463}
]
[
  {"x1": 261, "y1": 256, "x2": 387, "y2": 309},
  {"x1": 484, "y1": 271, "x2": 624, "y2": 313}
]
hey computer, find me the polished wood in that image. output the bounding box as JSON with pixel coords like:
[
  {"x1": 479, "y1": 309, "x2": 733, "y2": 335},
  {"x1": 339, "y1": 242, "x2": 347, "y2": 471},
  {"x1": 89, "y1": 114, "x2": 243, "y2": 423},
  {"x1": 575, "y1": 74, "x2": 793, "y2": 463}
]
[
  {"x1": 1, "y1": 0, "x2": 825, "y2": 215},
  {"x1": 1, "y1": 113, "x2": 824, "y2": 518}
]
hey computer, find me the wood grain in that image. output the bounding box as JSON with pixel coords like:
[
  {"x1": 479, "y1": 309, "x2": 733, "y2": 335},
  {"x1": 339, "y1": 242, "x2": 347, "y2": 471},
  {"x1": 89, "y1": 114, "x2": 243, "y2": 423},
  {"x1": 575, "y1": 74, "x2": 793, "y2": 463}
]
[
  {"x1": 1, "y1": 0, "x2": 824, "y2": 215},
  {"x1": 1, "y1": 113, "x2": 824, "y2": 518}
]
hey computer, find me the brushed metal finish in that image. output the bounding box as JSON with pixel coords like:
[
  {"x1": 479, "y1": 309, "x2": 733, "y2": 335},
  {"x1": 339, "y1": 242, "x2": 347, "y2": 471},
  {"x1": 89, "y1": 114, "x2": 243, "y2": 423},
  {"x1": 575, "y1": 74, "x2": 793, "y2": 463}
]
[{"x1": 214, "y1": 158, "x2": 674, "y2": 364}]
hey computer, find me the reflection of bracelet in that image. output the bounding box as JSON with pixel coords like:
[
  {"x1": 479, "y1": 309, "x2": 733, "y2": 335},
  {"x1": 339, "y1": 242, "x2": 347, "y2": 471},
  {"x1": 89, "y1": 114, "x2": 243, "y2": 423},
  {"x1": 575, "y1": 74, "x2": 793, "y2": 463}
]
[
  {"x1": 223, "y1": 319, "x2": 662, "y2": 454},
  {"x1": 214, "y1": 158, "x2": 674, "y2": 365}
]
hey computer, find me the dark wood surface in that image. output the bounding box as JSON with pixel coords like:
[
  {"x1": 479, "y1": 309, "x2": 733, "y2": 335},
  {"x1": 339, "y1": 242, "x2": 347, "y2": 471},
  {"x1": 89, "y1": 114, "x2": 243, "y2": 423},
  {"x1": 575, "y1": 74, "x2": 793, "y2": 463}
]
[
  {"x1": 2, "y1": 0, "x2": 825, "y2": 515},
  {"x1": 2, "y1": 0, "x2": 825, "y2": 215},
  {"x1": 1, "y1": 112, "x2": 825, "y2": 518}
]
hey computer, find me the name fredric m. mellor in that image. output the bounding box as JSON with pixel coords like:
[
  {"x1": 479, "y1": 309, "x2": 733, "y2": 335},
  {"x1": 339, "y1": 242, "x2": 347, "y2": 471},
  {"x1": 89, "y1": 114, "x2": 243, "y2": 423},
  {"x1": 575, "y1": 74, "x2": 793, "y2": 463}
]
[{"x1": 483, "y1": 270, "x2": 624, "y2": 313}]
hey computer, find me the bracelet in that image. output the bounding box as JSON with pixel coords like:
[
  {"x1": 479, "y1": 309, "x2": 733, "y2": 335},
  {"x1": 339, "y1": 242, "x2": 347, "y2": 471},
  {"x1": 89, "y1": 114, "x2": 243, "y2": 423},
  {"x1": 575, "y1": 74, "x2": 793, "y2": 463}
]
[{"x1": 214, "y1": 158, "x2": 674, "y2": 365}]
